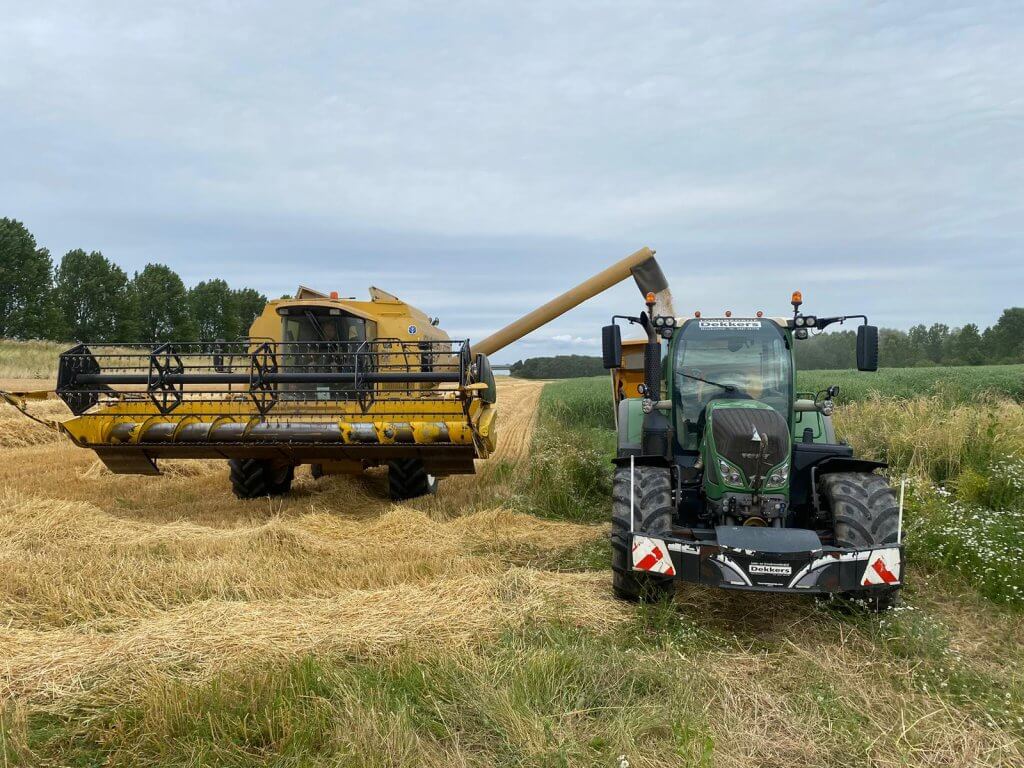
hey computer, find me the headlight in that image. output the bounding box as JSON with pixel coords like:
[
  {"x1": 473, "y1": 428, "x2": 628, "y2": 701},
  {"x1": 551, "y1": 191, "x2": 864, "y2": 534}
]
[
  {"x1": 718, "y1": 459, "x2": 743, "y2": 486},
  {"x1": 767, "y1": 462, "x2": 790, "y2": 487},
  {"x1": 653, "y1": 316, "x2": 665, "y2": 327}
]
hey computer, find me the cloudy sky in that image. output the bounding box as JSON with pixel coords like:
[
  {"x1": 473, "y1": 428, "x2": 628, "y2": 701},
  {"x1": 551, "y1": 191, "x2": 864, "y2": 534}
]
[{"x1": 1, "y1": 1, "x2": 1021, "y2": 360}]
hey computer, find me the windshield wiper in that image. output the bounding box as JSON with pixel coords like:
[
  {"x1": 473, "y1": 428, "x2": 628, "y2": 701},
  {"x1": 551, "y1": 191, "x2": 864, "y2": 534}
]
[
  {"x1": 679, "y1": 371, "x2": 736, "y2": 392},
  {"x1": 304, "y1": 311, "x2": 329, "y2": 342}
]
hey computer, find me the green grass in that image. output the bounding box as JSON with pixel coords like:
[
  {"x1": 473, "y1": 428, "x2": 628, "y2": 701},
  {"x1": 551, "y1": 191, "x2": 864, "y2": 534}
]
[
  {"x1": 798, "y1": 363, "x2": 1024, "y2": 403},
  {"x1": 11, "y1": 590, "x2": 1024, "y2": 766},
  {"x1": 9, "y1": 618, "x2": 724, "y2": 767},
  {"x1": 516, "y1": 379, "x2": 616, "y2": 523},
  {"x1": 905, "y1": 481, "x2": 1024, "y2": 606}
]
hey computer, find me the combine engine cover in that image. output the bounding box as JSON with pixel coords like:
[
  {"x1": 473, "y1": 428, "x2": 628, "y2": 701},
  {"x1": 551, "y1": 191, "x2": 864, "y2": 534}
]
[{"x1": 55, "y1": 340, "x2": 496, "y2": 478}]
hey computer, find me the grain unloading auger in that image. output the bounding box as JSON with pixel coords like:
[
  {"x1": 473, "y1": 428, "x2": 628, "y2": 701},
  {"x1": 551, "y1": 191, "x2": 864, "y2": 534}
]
[{"x1": 32, "y1": 247, "x2": 667, "y2": 500}]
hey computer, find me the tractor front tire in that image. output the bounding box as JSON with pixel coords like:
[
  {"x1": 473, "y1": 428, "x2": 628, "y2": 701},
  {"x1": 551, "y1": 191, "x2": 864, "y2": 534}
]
[
  {"x1": 388, "y1": 459, "x2": 438, "y2": 501},
  {"x1": 820, "y1": 471, "x2": 900, "y2": 612},
  {"x1": 229, "y1": 459, "x2": 294, "y2": 499},
  {"x1": 611, "y1": 464, "x2": 676, "y2": 602}
]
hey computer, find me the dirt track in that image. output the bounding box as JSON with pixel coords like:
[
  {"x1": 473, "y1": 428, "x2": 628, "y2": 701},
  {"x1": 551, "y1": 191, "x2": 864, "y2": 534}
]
[
  {"x1": 486, "y1": 377, "x2": 543, "y2": 462},
  {"x1": 0, "y1": 378, "x2": 616, "y2": 710}
]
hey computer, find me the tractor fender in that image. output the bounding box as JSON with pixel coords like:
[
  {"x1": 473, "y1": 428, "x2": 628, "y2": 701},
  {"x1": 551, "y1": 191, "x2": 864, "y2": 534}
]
[
  {"x1": 814, "y1": 456, "x2": 888, "y2": 475},
  {"x1": 616, "y1": 398, "x2": 644, "y2": 455},
  {"x1": 615, "y1": 397, "x2": 674, "y2": 463},
  {"x1": 611, "y1": 454, "x2": 673, "y2": 468}
]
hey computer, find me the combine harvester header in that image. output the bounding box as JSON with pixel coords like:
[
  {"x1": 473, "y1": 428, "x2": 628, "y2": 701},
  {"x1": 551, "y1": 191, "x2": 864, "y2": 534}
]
[{"x1": 15, "y1": 247, "x2": 668, "y2": 501}]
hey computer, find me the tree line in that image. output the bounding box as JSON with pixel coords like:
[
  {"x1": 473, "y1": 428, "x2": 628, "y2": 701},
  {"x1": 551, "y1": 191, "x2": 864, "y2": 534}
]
[
  {"x1": 509, "y1": 355, "x2": 608, "y2": 379},
  {"x1": 795, "y1": 314, "x2": 1024, "y2": 369},
  {"x1": 0, "y1": 218, "x2": 267, "y2": 343},
  {"x1": 510, "y1": 311, "x2": 1024, "y2": 378}
]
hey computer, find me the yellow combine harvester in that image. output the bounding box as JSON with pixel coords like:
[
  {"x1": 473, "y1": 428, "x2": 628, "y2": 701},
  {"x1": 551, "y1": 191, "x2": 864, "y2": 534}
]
[{"x1": 46, "y1": 248, "x2": 667, "y2": 500}]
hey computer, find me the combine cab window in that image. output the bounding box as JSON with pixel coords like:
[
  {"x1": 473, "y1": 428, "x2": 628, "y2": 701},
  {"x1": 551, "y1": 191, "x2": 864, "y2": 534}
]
[
  {"x1": 282, "y1": 312, "x2": 375, "y2": 344},
  {"x1": 672, "y1": 319, "x2": 792, "y2": 450},
  {"x1": 279, "y1": 310, "x2": 378, "y2": 400}
]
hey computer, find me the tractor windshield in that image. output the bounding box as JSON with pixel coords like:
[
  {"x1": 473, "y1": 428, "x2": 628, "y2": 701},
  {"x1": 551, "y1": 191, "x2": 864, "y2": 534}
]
[{"x1": 672, "y1": 319, "x2": 792, "y2": 450}]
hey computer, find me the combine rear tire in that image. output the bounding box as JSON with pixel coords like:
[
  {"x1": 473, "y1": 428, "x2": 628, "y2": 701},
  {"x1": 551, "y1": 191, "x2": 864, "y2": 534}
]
[
  {"x1": 820, "y1": 471, "x2": 900, "y2": 612},
  {"x1": 388, "y1": 459, "x2": 438, "y2": 501},
  {"x1": 229, "y1": 459, "x2": 294, "y2": 499},
  {"x1": 611, "y1": 465, "x2": 675, "y2": 602}
]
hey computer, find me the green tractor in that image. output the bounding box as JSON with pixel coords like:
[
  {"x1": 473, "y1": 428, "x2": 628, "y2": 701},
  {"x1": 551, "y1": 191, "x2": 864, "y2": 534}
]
[{"x1": 603, "y1": 291, "x2": 902, "y2": 611}]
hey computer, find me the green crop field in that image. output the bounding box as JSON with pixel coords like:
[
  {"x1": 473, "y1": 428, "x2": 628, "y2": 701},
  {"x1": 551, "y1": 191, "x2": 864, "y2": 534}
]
[{"x1": 798, "y1": 363, "x2": 1024, "y2": 403}]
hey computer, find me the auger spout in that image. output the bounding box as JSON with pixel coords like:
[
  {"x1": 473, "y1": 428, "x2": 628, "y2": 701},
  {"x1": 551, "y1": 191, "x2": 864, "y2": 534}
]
[{"x1": 472, "y1": 247, "x2": 670, "y2": 358}]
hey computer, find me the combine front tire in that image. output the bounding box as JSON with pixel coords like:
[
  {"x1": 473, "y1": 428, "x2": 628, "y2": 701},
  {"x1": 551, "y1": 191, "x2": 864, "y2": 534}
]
[
  {"x1": 229, "y1": 459, "x2": 294, "y2": 499},
  {"x1": 611, "y1": 465, "x2": 675, "y2": 602},
  {"x1": 388, "y1": 459, "x2": 438, "y2": 501},
  {"x1": 820, "y1": 471, "x2": 900, "y2": 612}
]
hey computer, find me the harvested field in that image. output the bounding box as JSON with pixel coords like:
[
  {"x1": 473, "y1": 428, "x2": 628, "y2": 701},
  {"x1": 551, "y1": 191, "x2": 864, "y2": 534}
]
[
  {"x1": 0, "y1": 379, "x2": 623, "y2": 713},
  {"x1": 2, "y1": 375, "x2": 1023, "y2": 766}
]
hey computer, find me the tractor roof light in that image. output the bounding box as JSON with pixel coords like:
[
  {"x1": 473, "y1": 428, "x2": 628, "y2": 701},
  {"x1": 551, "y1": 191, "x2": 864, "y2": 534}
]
[
  {"x1": 645, "y1": 292, "x2": 657, "y2": 304},
  {"x1": 804, "y1": 315, "x2": 817, "y2": 327},
  {"x1": 725, "y1": 310, "x2": 732, "y2": 318},
  {"x1": 694, "y1": 311, "x2": 701, "y2": 318},
  {"x1": 756, "y1": 310, "x2": 764, "y2": 318},
  {"x1": 791, "y1": 290, "x2": 803, "y2": 308},
  {"x1": 795, "y1": 316, "x2": 806, "y2": 327}
]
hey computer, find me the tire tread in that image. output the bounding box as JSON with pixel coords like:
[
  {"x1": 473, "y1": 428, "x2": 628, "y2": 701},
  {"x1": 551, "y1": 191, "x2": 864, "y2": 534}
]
[
  {"x1": 610, "y1": 465, "x2": 675, "y2": 602},
  {"x1": 819, "y1": 471, "x2": 901, "y2": 611}
]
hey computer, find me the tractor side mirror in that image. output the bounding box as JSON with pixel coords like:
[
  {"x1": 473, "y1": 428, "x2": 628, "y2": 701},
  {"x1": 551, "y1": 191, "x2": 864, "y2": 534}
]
[
  {"x1": 857, "y1": 325, "x2": 879, "y2": 371},
  {"x1": 602, "y1": 324, "x2": 622, "y2": 369}
]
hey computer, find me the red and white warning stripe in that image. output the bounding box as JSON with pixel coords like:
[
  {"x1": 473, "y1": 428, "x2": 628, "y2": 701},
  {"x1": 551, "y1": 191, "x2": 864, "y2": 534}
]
[
  {"x1": 632, "y1": 535, "x2": 676, "y2": 576},
  {"x1": 861, "y1": 548, "x2": 901, "y2": 586}
]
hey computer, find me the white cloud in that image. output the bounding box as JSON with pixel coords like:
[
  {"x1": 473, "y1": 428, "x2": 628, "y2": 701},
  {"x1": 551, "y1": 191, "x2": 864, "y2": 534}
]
[
  {"x1": 0, "y1": 1, "x2": 1020, "y2": 357},
  {"x1": 550, "y1": 334, "x2": 598, "y2": 346}
]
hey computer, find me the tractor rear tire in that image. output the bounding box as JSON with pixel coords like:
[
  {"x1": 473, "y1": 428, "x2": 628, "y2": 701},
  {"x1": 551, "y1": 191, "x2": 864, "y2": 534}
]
[
  {"x1": 820, "y1": 471, "x2": 900, "y2": 612},
  {"x1": 611, "y1": 464, "x2": 676, "y2": 602},
  {"x1": 229, "y1": 459, "x2": 294, "y2": 499},
  {"x1": 388, "y1": 459, "x2": 438, "y2": 501}
]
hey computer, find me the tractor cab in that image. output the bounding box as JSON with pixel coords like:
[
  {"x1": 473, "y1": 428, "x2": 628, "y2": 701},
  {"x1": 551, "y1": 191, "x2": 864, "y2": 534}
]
[{"x1": 671, "y1": 317, "x2": 793, "y2": 452}]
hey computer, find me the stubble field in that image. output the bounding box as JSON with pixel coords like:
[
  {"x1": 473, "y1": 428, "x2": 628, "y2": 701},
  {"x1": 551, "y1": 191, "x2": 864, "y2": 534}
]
[{"x1": 0, "y1": 349, "x2": 1022, "y2": 766}]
